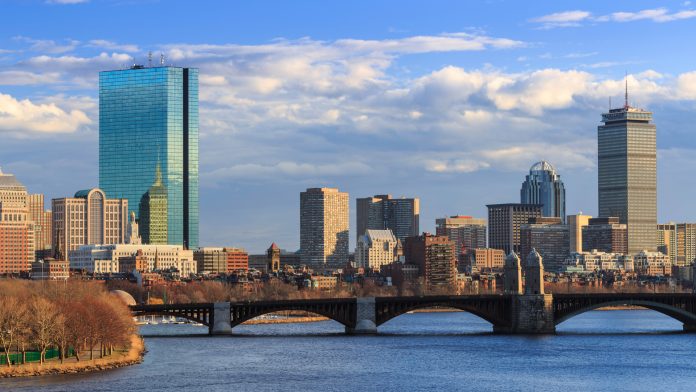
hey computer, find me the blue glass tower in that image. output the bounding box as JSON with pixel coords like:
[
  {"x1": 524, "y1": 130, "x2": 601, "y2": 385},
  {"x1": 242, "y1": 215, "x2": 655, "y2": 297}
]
[
  {"x1": 99, "y1": 65, "x2": 199, "y2": 249},
  {"x1": 520, "y1": 161, "x2": 566, "y2": 223}
]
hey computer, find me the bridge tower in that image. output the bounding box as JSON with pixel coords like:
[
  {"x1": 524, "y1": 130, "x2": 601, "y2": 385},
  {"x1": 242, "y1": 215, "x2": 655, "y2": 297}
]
[
  {"x1": 504, "y1": 252, "x2": 523, "y2": 294},
  {"x1": 525, "y1": 248, "x2": 544, "y2": 295}
]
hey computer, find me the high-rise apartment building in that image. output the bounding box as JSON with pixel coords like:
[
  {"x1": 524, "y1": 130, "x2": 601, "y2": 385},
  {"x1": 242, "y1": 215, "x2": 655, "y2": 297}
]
[
  {"x1": 581, "y1": 217, "x2": 628, "y2": 254},
  {"x1": 567, "y1": 214, "x2": 592, "y2": 253},
  {"x1": 99, "y1": 65, "x2": 199, "y2": 248},
  {"x1": 598, "y1": 96, "x2": 657, "y2": 254},
  {"x1": 404, "y1": 233, "x2": 456, "y2": 287},
  {"x1": 355, "y1": 194, "x2": 419, "y2": 242},
  {"x1": 355, "y1": 229, "x2": 397, "y2": 271},
  {"x1": 487, "y1": 203, "x2": 542, "y2": 254},
  {"x1": 521, "y1": 161, "x2": 566, "y2": 222},
  {"x1": 520, "y1": 217, "x2": 570, "y2": 272},
  {"x1": 0, "y1": 169, "x2": 34, "y2": 273},
  {"x1": 27, "y1": 194, "x2": 52, "y2": 259},
  {"x1": 300, "y1": 187, "x2": 349, "y2": 268},
  {"x1": 52, "y1": 188, "x2": 128, "y2": 258},
  {"x1": 435, "y1": 215, "x2": 487, "y2": 253},
  {"x1": 194, "y1": 247, "x2": 228, "y2": 274},
  {"x1": 658, "y1": 223, "x2": 696, "y2": 267}
]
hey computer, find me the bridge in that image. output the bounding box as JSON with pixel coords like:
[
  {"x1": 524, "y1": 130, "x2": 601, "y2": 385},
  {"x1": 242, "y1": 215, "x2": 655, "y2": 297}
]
[{"x1": 130, "y1": 292, "x2": 696, "y2": 335}]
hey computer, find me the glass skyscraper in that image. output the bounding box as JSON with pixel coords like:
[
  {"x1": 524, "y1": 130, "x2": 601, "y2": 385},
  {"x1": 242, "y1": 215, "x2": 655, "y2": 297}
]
[
  {"x1": 520, "y1": 161, "x2": 566, "y2": 222},
  {"x1": 99, "y1": 65, "x2": 199, "y2": 249},
  {"x1": 598, "y1": 102, "x2": 656, "y2": 254}
]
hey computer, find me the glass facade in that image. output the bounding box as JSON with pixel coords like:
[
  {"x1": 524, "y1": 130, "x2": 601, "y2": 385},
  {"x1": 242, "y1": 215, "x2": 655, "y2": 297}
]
[
  {"x1": 99, "y1": 66, "x2": 199, "y2": 249},
  {"x1": 520, "y1": 161, "x2": 566, "y2": 223},
  {"x1": 598, "y1": 106, "x2": 656, "y2": 254}
]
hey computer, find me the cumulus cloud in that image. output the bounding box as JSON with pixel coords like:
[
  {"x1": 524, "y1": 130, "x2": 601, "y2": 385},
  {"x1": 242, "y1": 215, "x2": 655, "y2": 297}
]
[
  {"x1": 0, "y1": 71, "x2": 61, "y2": 85},
  {"x1": 530, "y1": 10, "x2": 592, "y2": 28},
  {"x1": 13, "y1": 36, "x2": 79, "y2": 54},
  {"x1": 0, "y1": 93, "x2": 91, "y2": 134},
  {"x1": 87, "y1": 40, "x2": 140, "y2": 53}
]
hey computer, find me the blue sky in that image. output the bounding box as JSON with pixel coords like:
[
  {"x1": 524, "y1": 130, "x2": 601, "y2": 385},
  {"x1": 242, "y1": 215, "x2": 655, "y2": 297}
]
[{"x1": 2, "y1": 0, "x2": 696, "y2": 253}]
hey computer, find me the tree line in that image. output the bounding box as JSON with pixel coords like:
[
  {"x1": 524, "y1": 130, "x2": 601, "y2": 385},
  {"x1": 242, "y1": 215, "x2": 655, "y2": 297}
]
[{"x1": 0, "y1": 281, "x2": 135, "y2": 368}]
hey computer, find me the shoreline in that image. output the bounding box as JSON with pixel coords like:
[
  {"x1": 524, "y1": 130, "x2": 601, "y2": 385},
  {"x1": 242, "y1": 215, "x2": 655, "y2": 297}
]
[{"x1": 0, "y1": 335, "x2": 145, "y2": 378}]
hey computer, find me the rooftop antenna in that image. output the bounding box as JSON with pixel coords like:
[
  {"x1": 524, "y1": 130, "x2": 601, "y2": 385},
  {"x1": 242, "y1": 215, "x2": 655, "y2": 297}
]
[
  {"x1": 148, "y1": 51, "x2": 152, "y2": 67},
  {"x1": 609, "y1": 96, "x2": 612, "y2": 110},
  {"x1": 624, "y1": 70, "x2": 629, "y2": 109},
  {"x1": 160, "y1": 53, "x2": 165, "y2": 66}
]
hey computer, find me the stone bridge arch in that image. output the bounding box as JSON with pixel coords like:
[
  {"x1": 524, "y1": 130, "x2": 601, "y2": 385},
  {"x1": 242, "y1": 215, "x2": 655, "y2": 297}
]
[
  {"x1": 130, "y1": 303, "x2": 213, "y2": 327},
  {"x1": 229, "y1": 298, "x2": 357, "y2": 329}
]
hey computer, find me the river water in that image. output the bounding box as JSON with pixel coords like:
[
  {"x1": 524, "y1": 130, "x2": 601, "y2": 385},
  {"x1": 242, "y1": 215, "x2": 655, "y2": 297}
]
[{"x1": 2, "y1": 310, "x2": 696, "y2": 391}]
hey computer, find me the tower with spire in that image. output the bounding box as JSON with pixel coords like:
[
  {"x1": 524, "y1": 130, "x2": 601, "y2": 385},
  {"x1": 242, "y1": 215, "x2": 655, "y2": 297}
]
[{"x1": 139, "y1": 162, "x2": 168, "y2": 245}]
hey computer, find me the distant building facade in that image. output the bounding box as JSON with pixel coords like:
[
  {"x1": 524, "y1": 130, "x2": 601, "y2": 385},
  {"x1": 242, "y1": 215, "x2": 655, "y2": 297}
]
[
  {"x1": 634, "y1": 251, "x2": 671, "y2": 276},
  {"x1": 31, "y1": 259, "x2": 69, "y2": 280},
  {"x1": 0, "y1": 169, "x2": 35, "y2": 273},
  {"x1": 520, "y1": 161, "x2": 566, "y2": 222},
  {"x1": 69, "y1": 244, "x2": 195, "y2": 275},
  {"x1": 300, "y1": 187, "x2": 349, "y2": 268},
  {"x1": 356, "y1": 194, "x2": 419, "y2": 243},
  {"x1": 355, "y1": 229, "x2": 397, "y2": 271},
  {"x1": 520, "y1": 217, "x2": 570, "y2": 272},
  {"x1": 658, "y1": 223, "x2": 696, "y2": 267},
  {"x1": 598, "y1": 102, "x2": 657, "y2": 254},
  {"x1": 52, "y1": 188, "x2": 128, "y2": 259},
  {"x1": 404, "y1": 233, "x2": 456, "y2": 287},
  {"x1": 27, "y1": 193, "x2": 52, "y2": 259},
  {"x1": 568, "y1": 214, "x2": 592, "y2": 254},
  {"x1": 462, "y1": 248, "x2": 505, "y2": 273},
  {"x1": 435, "y1": 215, "x2": 486, "y2": 254},
  {"x1": 582, "y1": 217, "x2": 628, "y2": 254},
  {"x1": 563, "y1": 251, "x2": 634, "y2": 273},
  {"x1": 487, "y1": 203, "x2": 542, "y2": 254},
  {"x1": 194, "y1": 247, "x2": 228, "y2": 274}
]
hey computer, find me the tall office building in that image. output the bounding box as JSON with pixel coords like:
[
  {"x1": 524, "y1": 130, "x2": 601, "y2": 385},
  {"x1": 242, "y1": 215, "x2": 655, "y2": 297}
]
[
  {"x1": 0, "y1": 169, "x2": 34, "y2": 273},
  {"x1": 355, "y1": 229, "x2": 397, "y2": 271},
  {"x1": 520, "y1": 217, "x2": 570, "y2": 272},
  {"x1": 598, "y1": 91, "x2": 656, "y2": 254},
  {"x1": 568, "y1": 214, "x2": 592, "y2": 253},
  {"x1": 658, "y1": 223, "x2": 696, "y2": 267},
  {"x1": 521, "y1": 161, "x2": 566, "y2": 222},
  {"x1": 356, "y1": 194, "x2": 419, "y2": 242},
  {"x1": 487, "y1": 203, "x2": 542, "y2": 254},
  {"x1": 582, "y1": 217, "x2": 628, "y2": 254},
  {"x1": 26, "y1": 193, "x2": 52, "y2": 259},
  {"x1": 52, "y1": 188, "x2": 128, "y2": 259},
  {"x1": 139, "y1": 164, "x2": 168, "y2": 244},
  {"x1": 404, "y1": 233, "x2": 456, "y2": 287},
  {"x1": 99, "y1": 65, "x2": 199, "y2": 249},
  {"x1": 300, "y1": 188, "x2": 349, "y2": 268},
  {"x1": 657, "y1": 223, "x2": 677, "y2": 265},
  {"x1": 435, "y1": 215, "x2": 487, "y2": 252}
]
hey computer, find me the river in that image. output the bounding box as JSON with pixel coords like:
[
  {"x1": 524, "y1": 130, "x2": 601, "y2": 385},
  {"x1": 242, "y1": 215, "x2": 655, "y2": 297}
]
[{"x1": 2, "y1": 310, "x2": 696, "y2": 391}]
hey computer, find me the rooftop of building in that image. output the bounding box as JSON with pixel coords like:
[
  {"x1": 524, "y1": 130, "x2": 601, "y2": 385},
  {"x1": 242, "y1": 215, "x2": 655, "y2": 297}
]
[
  {"x1": 363, "y1": 229, "x2": 397, "y2": 242},
  {"x1": 0, "y1": 168, "x2": 26, "y2": 189},
  {"x1": 529, "y1": 161, "x2": 557, "y2": 174}
]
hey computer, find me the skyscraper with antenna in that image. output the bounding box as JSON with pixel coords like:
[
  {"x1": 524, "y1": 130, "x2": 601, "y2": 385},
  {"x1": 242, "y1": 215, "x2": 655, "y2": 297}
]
[{"x1": 597, "y1": 74, "x2": 657, "y2": 254}]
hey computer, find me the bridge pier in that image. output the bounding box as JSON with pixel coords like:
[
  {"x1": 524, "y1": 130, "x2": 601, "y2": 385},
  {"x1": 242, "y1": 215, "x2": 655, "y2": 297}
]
[
  {"x1": 495, "y1": 294, "x2": 555, "y2": 334},
  {"x1": 210, "y1": 302, "x2": 233, "y2": 335},
  {"x1": 683, "y1": 324, "x2": 696, "y2": 333},
  {"x1": 345, "y1": 297, "x2": 378, "y2": 335}
]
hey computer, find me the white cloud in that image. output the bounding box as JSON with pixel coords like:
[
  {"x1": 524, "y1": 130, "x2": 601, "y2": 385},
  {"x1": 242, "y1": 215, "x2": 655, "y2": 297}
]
[
  {"x1": 206, "y1": 161, "x2": 372, "y2": 181},
  {"x1": 0, "y1": 71, "x2": 61, "y2": 85},
  {"x1": 14, "y1": 36, "x2": 79, "y2": 54},
  {"x1": 87, "y1": 40, "x2": 140, "y2": 53},
  {"x1": 0, "y1": 93, "x2": 91, "y2": 134},
  {"x1": 531, "y1": 8, "x2": 696, "y2": 28},
  {"x1": 676, "y1": 71, "x2": 696, "y2": 99}
]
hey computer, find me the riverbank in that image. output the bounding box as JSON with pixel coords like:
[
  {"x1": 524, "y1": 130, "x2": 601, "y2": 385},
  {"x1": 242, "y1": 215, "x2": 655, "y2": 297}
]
[{"x1": 0, "y1": 335, "x2": 144, "y2": 378}]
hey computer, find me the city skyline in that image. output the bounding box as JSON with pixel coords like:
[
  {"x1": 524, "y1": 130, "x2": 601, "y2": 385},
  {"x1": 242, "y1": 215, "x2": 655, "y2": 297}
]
[{"x1": 3, "y1": 1, "x2": 696, "y2": 252}]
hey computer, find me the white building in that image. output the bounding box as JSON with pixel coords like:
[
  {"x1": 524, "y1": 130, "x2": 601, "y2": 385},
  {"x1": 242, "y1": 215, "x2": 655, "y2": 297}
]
[
  {"x1": 563, "y1": 250, "x2": 634, "y2": 273},
  {"x1": 69, "y1": 244, "x2": 196, "y2": 275},
  {"x1": 634, "y1": 250, "x2": 672, "y2": 276},
  {"x1": 355, "y1": 229, "x2": 397, "y2": 271}
]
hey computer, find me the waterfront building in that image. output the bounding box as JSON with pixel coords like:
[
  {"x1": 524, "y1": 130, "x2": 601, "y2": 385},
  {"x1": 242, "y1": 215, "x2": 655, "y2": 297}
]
[
  {"x1": 226, "y1": 248, "x2": 249, "y2": 273},
  {"x1": 462, "y1": 248, "x2": 505, "y2": 273},
  {"x1": 300, "y1": 187, "x2": 349, "y2": 268},
  {"x1": 27, "y1": 193, "x2": 52, "y2": 259},
  {"x1": 634, "y1": 251, "x2": 671, "y2": 276},
  {"x1": 52, "y1": 188, "x2": 128, "y2": 259},
  {"x1": 520, "y1": 217, "x2": 570, "y2": 272},
  {"x1": 99, "y1": 65, "x2": 199, "y2": 248},
  {"x1": 435, "y1": 215, "x2": 487, "y2": 254},
  {"x1": 31, "y1": 259, "x2": 69, "y2": 280},
  {"x1": 194, "y1": 247, "x2": 228, "y2": 274},
  {"x1": 356, "y1": 194, "x2": 419, "y2": 243},
  {"x1": 521, "y1": 161, "x2": 566, "y2": 222},
  {"x1": 0, "y1": 169, "x2": 34, "y2": 273},
  {"x1": 563, "y1": 251, "x2": 634, "y2": 273},
  {"x1": 404, "y1": 233, "x2": 456, "y2": 287},
  {"x1": 355, "y1": 229, "x2": 397, "y2": 271},
  {"x1": 582, "y1": 217, "x2": 628, "y2": 254},
  {"x1": 568, "y1": 214, "x2": 592, "y2": 253},
  {"x1": 487, "y1": 203, "x2": 542, "y2": 254},
  {"x1": 69, "y1": 244, "x2": 196, "y2": 275},
  {"x1": 598, "y1": 96, "x2": 657, "y2": 253},
  {"x1": 658, "y1": 223, "x2": 696, "y2": 267}
]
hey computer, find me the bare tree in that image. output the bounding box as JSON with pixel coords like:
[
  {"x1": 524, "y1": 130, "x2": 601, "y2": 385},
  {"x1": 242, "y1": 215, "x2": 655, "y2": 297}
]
[
  {"x1": 30, "y1": 297, "x2": 59, "y2": 365},
  {"x1": 0, "y1": 296, "x2": 28, "y2": 367}
]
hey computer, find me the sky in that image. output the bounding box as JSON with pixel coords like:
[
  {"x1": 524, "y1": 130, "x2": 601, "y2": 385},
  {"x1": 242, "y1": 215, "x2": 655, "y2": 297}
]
[{"x1": 2, "y1": 0, "x2": 696, "y2": 253}]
